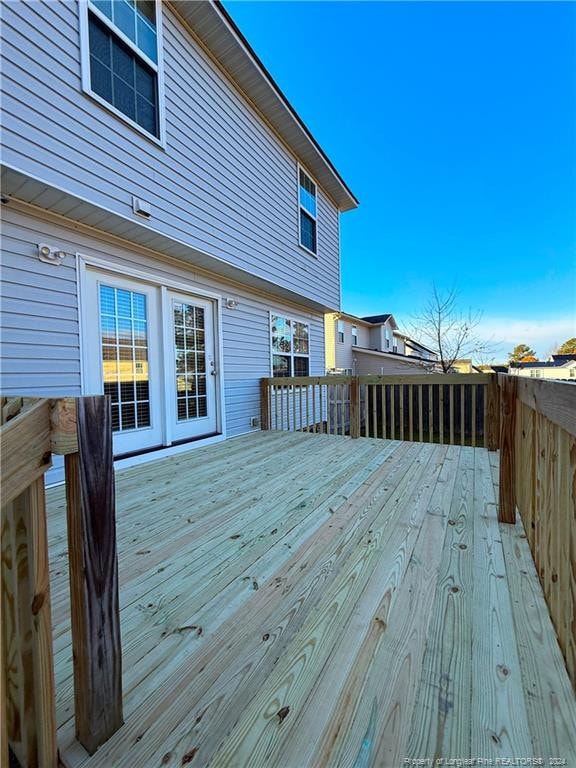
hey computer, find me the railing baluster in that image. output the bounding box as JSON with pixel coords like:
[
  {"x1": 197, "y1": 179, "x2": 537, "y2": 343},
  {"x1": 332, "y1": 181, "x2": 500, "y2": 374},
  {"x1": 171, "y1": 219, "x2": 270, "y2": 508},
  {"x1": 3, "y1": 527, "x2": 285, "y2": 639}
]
[
  {"x1": 449, "y1": 385, "x2": 454, "y2": 444},
  {"x1": 408, "y1": 384, "x2": 413, "y2": 442},
  {"x1": 461, "y1": 384, "x2": 465, "y2": 446},
  {"x1": 439, "y1": 385, "x2": 444, "y2": 444},
  {"x1": 429, "y1": 384, "x2": 434, "y2": 443},
  {"x1": 418, "y1": 385, "x2": 423, "y2": 442},
  {"x1": 471, "y1": 384, "x2": 477, "y2": 447},
  {"x1": 390, "y1": 385, "x2": 395, "y2": 440},
  {"x1": 382, "y1": 385, "x2": 387, "y2": 439},
  {"x1": 292, "y1": 381, "x2": 297, "y2": 431},
  {"x1": 312, "y1": 383, "x2": 316, "y2": 433},
  {"x1": 371, "y1": 384, "x2": 376, "y2": 439},
  {"x1": 399, "y1": 384, "x2": 405, "y2": 441}
]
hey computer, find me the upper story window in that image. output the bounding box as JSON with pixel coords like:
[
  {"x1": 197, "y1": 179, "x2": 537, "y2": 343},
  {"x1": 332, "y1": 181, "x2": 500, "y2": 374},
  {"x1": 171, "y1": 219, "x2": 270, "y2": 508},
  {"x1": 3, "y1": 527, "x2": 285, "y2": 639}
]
[
  {"x1": 351, "y1": 326, "x2": 358, "y2": 346},
  {"x1": 271, "y1": 314, "x2": 310, "y2": 377},
  {"x1": 83, "y1": 0, "x2": 162, "y2": 140},
  {"x1": 385, "y1": 328, "x2": 390, "y2": 349},
  {"x1": 337, "y1": 320, "x2": 345, "y2": 344},
  {"x1": 298, "y1": 168, "x2": 317, "y2": 255}
]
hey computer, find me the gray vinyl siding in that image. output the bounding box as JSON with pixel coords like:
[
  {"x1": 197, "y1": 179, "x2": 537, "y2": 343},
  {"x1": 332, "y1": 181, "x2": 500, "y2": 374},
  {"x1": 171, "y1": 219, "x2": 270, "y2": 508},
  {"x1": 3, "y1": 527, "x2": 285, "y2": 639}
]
[
  {"x1": 0, "y1": 205, "x2": 326, "y2": 479},
  {"x1": 0, "y1": 0, "x2": 341, "y2": 309},
  {"x1": 354, "y1": 352, "x2": 432, "y2": 376}
]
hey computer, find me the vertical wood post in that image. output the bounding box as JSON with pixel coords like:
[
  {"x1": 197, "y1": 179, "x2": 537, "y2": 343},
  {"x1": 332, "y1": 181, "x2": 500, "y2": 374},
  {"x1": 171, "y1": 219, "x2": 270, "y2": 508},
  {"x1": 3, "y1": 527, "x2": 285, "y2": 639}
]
[
  {"x1": 486, "y1": 373, "x2": 500, "y2": 451},
  {"x1": 498, "y1": 376, "x2": 517, "y2": 524},
  {"x1": 259, "y1": 379, "x2": 270, "y2": 431},
  {"x1": 1, "y1": 479, "x2": 58, "y2": 768},
  {"x1": 64, "y1": 396, "x2": 123, "y2": 754},
  {"x1": 350, "y1": 376, "x2": 360, "y2": 438}
]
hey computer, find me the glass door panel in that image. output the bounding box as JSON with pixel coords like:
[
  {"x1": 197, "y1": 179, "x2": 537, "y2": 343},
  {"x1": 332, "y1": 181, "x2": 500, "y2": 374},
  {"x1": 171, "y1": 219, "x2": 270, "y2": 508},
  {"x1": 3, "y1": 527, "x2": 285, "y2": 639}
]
[
  {"x1": 174, "y1": 302, "x2": 208, "y2": 422},
  {"x1": 84, "y1": 270, "x2": 163, "y2": 456},
  {"x1": 100, "y1": 285, "x2": 152, "y2": 433},
  {"x1": 168, "y1": 292, "x2": 217, "y2": 441}
]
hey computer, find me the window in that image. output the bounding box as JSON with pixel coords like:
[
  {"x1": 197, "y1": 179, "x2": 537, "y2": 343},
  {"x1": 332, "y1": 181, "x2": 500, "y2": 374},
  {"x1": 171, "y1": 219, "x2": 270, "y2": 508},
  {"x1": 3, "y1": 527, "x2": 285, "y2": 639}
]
[
  {"x1": 83, "y1": 0, "x2": 161, "y2": 139},
  {"x1": 337, "y1": 320, "x2": 345, "y2": 344},
  {"x1": 351, "y1": 326, "x2": 358, "y2": 346},
  {"x1": 271, "y1": 314, "x2": 310, "y2": 377},
  {"x1": 298, "y1": 168, "x2": 317, "y2": 254},
  {"x1": 385, "y1": 328, "x2": 390, "y2": 349}
]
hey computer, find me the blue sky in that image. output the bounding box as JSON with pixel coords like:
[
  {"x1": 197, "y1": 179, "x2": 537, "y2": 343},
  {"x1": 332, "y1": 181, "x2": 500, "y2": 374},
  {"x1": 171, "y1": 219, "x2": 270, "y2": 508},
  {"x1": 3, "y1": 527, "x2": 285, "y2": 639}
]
[{"x1": 223, "y1": 0, "x2": 576, "y2": 360}]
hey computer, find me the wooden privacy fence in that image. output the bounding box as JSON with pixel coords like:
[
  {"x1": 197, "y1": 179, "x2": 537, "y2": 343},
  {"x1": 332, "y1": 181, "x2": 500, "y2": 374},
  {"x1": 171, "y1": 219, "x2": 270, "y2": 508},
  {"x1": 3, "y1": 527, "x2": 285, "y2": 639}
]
[
  {"x1": 260, "y1": 373, "x2": 499, "y2": 449},
  {"x1": 1, "y1": 395, "x2": 122, "y2": 768},
  {"x1": 497, "y1": 376, "x2": 576, "y2": 690}
]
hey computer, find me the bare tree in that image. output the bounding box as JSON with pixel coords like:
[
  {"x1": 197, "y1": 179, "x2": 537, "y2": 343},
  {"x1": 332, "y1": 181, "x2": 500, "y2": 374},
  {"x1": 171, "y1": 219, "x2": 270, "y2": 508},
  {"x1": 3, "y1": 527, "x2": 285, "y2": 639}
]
[{"x1": 409, "y1": 286, "x2": 496, "y2": 373}]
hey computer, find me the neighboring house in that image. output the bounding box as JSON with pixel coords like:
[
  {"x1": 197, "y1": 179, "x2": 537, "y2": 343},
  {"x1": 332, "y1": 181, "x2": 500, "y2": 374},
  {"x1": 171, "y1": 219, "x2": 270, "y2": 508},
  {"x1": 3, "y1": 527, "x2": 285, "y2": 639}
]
[
  {"x1": 0, "y1": 0, "x2": 357, "y2": 481},
  {"x1": 508, "y1": 354, "x2": 576, "y2": 381},
  {"x1": 450, "y1": 359, "x2": 485, "y2": 374},
  {"x1": 325, "y1": 312, "x2": 440, "y2": 375}
]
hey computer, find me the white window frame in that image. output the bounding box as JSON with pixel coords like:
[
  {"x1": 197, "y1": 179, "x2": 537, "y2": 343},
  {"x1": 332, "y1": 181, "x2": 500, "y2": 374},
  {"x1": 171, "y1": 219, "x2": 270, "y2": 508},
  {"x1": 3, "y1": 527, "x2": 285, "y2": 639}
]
[
  {"x1": 79, "y1": 0, "x2": 167, "y2": 147},
  {"x1": 297, "y1": 165, "x2": 318, "y2": 257},
  {"x1": 337, "y1": 319, "x2": 345, "y2": 344},
  {"x1": 351, "y1": 326, "x2": 358, "y2": 346},
  {"x1": 269, "y1": 311, "x2": 311, "y2": 378}
]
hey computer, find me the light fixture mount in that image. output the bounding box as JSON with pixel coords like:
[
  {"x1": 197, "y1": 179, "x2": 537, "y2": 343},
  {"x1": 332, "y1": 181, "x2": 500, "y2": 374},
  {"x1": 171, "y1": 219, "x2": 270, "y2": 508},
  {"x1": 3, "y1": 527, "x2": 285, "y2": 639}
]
[{"x1": 37, "y1": 243, "x2": 66, "y2": 265}]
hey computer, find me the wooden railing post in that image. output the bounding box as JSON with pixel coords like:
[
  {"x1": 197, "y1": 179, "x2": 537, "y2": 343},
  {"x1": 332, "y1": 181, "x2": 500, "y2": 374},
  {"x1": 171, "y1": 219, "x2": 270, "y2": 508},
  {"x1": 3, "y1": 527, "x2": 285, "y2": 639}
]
[
  {"x1": 64, "y1": 395, "x2": 123, "y2": 754},
  {"x1": 1, "y1": 397, "x2": 58, "y2": 768},
  {"x1": 498, "y1": 375, "x2": 517, "y2": 524},
  {"x1": 350, "y1": 376, "x2": 360, "y2": 438},
  {"x1": 260, "y1": 379, "x2": 270, "y2": 431},
  {"x1": 1, "y1": 479, "x2": 58, "y2": 768},
  {"x1": 486, "y1": 373, "x2": 500, "y2": 450}
]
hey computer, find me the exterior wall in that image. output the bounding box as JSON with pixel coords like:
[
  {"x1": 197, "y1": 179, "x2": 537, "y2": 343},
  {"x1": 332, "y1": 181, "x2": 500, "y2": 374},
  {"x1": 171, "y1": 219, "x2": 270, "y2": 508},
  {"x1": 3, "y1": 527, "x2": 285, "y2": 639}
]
[
  {"x1": 354, "y1": 352, "x2": 432, "y2": 376},
  {"x1": 334, "y1": 317, "x2": 353, "y2": 372},
  {"x1": 325, "y1": 313, "x2": 336, "y2": 370},
  {"x1": 509, "y1": 365, "x2": 576, "y2": 380},
  {"x1": 0, "y1": 203, "x2": 327, "y2": 479},
  {"x1": 0, "y1": 0, "x2": 341, "y2": 308},
  {"x1": 394, "y1": 334, "x2": 406, "y2": 355}
]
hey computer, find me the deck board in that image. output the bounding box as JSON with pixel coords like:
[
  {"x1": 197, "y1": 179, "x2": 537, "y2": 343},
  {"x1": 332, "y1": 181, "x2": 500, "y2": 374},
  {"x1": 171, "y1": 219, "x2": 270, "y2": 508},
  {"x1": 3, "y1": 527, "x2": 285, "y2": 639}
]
[{"x1": 44, "y1": 431, "x2": 576, "y2": 768}]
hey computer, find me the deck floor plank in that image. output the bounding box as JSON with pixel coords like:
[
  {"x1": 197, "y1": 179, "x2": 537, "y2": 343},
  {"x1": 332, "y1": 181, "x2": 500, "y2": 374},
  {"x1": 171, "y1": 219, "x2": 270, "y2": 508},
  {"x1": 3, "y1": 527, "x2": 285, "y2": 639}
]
[
  {"x1": 406, "y1": 446, "x2": 475, "y2": 760},
  {"x1": 470, "y1": 448, "x2": 532, "y2": 758},
  {"x1": 43, "y1": 432, "x2": 576, "y2": 768},
  {"x1": 500, "y1": 513, "x2": 576, "y2": 760}
]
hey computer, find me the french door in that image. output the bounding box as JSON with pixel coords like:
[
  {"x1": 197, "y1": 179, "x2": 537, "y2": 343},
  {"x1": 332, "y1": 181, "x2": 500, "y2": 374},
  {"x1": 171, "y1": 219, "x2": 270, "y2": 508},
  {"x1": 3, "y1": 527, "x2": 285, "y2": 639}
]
[{"x1": 84, "y1": 269, "x2": 219, "y2": 456}]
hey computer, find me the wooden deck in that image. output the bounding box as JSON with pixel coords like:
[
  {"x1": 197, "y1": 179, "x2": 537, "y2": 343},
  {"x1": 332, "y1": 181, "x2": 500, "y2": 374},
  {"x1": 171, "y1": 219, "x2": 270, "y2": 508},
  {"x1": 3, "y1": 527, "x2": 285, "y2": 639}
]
[{"x1": 46, "y1": 431, "x2": 576, "y2": 768}]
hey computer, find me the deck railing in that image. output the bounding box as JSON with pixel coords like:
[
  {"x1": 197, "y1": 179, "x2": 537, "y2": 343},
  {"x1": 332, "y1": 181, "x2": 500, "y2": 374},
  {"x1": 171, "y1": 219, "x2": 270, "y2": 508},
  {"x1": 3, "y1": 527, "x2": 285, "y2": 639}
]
[
  {"x1": 260, "y1": 373, "x2": 500, "y2": 449},
  {"x1": 497, "y1": 376, "x2": 576, "y2": 689},
  {"x1": 1, "y1": 395, "x2": 122, "y2": 767}
]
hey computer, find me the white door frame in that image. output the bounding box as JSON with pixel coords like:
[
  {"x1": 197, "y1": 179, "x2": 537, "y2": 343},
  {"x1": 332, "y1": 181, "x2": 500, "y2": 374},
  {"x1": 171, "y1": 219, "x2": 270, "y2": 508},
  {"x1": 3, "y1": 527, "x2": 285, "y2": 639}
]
[{"x1": 77, "y1": 253, "x2": 226, "y2": 452}]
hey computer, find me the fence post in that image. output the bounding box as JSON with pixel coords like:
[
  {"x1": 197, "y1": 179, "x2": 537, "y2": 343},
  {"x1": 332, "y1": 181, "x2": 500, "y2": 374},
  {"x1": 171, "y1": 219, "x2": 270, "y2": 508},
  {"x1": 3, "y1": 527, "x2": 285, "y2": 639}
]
[
  {"x1": 64, "y1": 395, "x2": 123, "y2": 754},
  {"x1": 350, "y1": 376, "x2": 360, "y2": 438},
  {"x1": 486, "y1": 374, "x2": 500, "y2": 450},
  {"x1": 260, "y1": 379, "x2": 270, "y2": 431},
  {"x1": 498, "y1": 376, "x2": 517, "y2": 524}
]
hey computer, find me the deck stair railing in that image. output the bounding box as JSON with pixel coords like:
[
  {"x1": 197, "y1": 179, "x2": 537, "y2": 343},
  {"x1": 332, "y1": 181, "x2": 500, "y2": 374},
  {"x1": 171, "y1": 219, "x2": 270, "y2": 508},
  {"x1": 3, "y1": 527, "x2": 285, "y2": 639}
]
[
  {"x1": 260, "y1": 373, "x2": 500, "y2": 449},
  {"x1": 1, "y1": 395, "x2": 122, "y2": 767}
]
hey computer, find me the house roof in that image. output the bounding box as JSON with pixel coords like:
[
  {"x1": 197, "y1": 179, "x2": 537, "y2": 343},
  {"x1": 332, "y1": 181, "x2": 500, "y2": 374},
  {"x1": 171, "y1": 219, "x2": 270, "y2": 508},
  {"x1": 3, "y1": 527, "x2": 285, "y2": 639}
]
[
  {"x1": 361, "y1": 314, "x2": 395, "y2": 326},
  {"x1": 552, "y1": 353, "x2": 576, "y2": 362},
  {"x1": 174, "y1": 1, "x2": 358, "y2": 212},
  {"x1": 352, "y1": 347, "x2": 439, "y2": 368},
  {"x1": 512, "y1": 359, "x2": 576, "y2": 369}
]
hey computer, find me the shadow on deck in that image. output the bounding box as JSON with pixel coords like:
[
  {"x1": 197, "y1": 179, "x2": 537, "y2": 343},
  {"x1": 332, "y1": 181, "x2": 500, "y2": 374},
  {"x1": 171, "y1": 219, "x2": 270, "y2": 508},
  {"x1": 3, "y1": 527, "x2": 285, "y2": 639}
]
[{"x1": 46, "y1": 431, "x2": 576, "y2": 768}]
